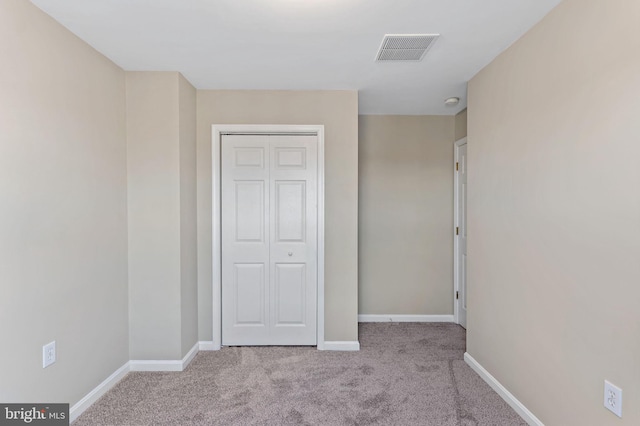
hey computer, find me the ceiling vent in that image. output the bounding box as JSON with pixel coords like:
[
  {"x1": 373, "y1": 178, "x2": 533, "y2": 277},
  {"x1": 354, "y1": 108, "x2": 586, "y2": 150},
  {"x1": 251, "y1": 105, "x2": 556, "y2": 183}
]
[{"x1": 375, "y1": 34, "x2": 439, "y2": 62}]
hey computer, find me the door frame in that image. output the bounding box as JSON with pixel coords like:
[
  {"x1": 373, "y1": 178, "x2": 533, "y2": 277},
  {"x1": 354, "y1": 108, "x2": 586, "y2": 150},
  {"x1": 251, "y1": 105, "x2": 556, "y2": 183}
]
[
  {"x1": 211, "y1": 124, "x2": 325, "y2": 349},
  {"x1": 453, "y1": 137, "x2": 467, "y2": 325}
]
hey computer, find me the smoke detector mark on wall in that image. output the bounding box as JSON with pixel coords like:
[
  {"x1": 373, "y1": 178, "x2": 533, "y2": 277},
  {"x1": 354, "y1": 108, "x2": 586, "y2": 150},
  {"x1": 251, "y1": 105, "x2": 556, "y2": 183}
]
[{"x1": 375, "y1": 34, "x2": 440, "y2": 62}]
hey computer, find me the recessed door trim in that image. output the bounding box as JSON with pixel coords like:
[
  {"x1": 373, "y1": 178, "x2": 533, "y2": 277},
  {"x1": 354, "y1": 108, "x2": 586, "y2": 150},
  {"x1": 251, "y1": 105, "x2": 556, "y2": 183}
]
[
  {"x1": 453, "y1": 137, "x2": 467, "y2": 326},
  {"x1": 211, "y1": 125, "x2": 325, "y2": 349}
]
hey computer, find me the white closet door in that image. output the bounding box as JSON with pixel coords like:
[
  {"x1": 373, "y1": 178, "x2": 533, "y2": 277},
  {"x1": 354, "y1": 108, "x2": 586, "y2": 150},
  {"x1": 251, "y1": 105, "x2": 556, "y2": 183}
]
[
  {"x1": 221, "y1": 136, "x2": 270, "y2": 345},
  {"x1": 222, "y1": 134, "x2": 317, "y2": 346}
]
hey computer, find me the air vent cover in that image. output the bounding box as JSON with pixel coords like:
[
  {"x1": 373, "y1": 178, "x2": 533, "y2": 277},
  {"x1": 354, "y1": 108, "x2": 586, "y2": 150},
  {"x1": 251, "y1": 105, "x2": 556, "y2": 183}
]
[{"x1": 375, "y1": 34, "x2": 439, "y2": 62}]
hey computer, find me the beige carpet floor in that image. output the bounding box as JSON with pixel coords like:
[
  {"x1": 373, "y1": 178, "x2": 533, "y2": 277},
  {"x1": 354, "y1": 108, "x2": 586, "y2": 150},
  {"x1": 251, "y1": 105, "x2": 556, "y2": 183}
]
[{"x1": 74, "y1": 323, "x2": 526, "y2": 425}]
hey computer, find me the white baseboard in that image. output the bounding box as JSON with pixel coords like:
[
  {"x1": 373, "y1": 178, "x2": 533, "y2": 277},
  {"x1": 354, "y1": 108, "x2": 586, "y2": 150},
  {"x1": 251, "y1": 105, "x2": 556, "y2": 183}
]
[
  {"x1": 198, "y1": 341, "x2": 217, "y2": 351},
  {"x1": 464, "y1": 352, "x2": 544, "y2": 426},
  {"x1": 69, "y1": 362, "x2": 129, "y2": 423},
  {"x1": 129, "y1": 359, "x2": 183, "y2": 372},
  {"x1": 322, "y1": 341, "x2": 360, "y2": 351},
  {"x1": 72, "y1": 343, "x2": 203, "y2": 422},
  {"x1": 358, "y1": 314, "x2": 455, "y2": 323},
  {"x1": 181, "y1": 342, "x2": 199, "y2": 367},
  {"x1": 130, "y1": 342, "x2": 200, "y2": 372}
]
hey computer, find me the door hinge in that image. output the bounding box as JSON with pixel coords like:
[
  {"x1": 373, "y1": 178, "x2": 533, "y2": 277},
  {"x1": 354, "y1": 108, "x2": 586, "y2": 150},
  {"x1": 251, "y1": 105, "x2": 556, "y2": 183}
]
[
  {"x1": 456, "y1": 226, "x2": 459, "y2": 235},
  {"x1": 456, "y1": 162, "x2": 459, "y2": 171},
  {"x1": 456, "y1": 291, "x2": 459, "y2": 300}
]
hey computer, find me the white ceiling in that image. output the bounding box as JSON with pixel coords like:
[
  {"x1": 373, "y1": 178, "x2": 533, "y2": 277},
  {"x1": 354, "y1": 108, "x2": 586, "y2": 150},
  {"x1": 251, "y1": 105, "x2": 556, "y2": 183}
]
[{"x1": 30, "y1": 0, "x2": 561, "y2": 115}]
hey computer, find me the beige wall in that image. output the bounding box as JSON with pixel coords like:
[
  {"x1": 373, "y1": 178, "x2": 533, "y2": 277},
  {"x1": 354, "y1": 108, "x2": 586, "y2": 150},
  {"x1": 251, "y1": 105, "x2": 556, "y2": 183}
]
[
  {"x1": 454, "y1": 109, "x2": 467, "y2": 140},
  {"x1": 197, "y1": 90, "x2": 359, "y2": 342},
  {"x1": 179, "y1": 75, "x2": 198, "y2": 356},
  {"x1": 467, "y1": 0, "x2": 640, "y2": 424},
  {"x1": 359, "y1": 116, "x2": 455, "y2": 315},
  {"x1": 0, "y1": 0, "x2": 128, "y2": 405},
  {"x1": 126, "y1": 72, "x2": 198, "y2": 360}
]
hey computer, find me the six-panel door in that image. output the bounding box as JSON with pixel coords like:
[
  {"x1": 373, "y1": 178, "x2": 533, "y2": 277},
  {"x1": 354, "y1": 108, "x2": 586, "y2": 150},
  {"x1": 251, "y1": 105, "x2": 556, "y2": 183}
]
[{"x1": 221, "y1": 135, "x2": 318, "y2": 346}]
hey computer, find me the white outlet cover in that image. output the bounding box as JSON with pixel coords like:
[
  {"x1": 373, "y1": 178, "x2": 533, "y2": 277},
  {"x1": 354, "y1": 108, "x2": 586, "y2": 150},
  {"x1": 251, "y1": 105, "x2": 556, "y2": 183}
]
[
  {"x1": 43, "y1": 341, "x2": 56, "y2": 368},
  {"x1": 604, "y1": 380, "x2": 622, "y2": 418}
]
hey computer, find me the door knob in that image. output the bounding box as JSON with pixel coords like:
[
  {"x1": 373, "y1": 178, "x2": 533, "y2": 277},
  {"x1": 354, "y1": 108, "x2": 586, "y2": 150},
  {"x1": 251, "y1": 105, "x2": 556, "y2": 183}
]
[{"x1": 288, "y1": 252, "x2": 293, "y2": 256}]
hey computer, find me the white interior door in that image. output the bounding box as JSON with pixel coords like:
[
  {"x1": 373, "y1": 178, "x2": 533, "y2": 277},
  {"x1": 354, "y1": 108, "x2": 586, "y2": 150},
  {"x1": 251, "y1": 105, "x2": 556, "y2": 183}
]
[
  {"x1": 456, "y1": 142, "x2": 468, "y2": 328},
  {"x1": 221, "y1": 134, "x2": 317, "y2": 346}
]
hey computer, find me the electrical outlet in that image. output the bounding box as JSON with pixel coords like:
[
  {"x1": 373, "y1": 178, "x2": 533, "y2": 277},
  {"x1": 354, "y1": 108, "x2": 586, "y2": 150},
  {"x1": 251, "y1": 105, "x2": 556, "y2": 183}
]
[
  {"x1": 604, "y1": 380, "x2": 622, "y2": 418},
  {"x1": 43, "y1": 341, "x2": 56, "y2": 368}
]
